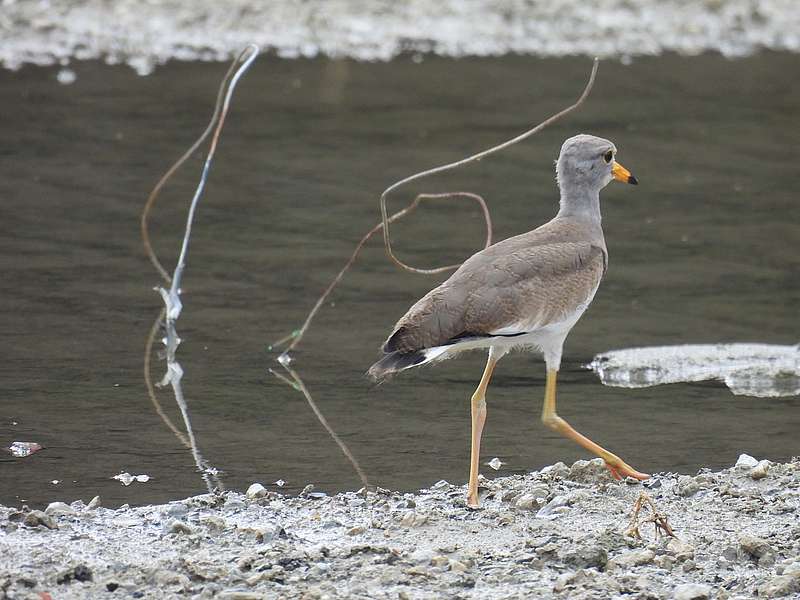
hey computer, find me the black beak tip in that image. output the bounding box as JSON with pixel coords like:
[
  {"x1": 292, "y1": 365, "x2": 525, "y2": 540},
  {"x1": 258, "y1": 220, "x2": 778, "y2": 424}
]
[{"x1": 628, "y1": 175, "x2": 639, "y2": 185}]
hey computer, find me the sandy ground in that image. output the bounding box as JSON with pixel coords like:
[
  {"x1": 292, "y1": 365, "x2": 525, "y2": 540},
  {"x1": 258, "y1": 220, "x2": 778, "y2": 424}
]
[{"x1": 2, "y1": 455, "x2": 800, "y2": 600}]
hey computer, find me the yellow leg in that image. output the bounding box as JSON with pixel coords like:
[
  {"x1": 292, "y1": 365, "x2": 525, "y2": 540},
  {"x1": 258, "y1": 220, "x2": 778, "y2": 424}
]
[
  {"x1": 541, "y1": 369, "x2": 649, "y2": 480},
  {"x1": 467, "y1": 355, "x2": 497, "y2": 507}
]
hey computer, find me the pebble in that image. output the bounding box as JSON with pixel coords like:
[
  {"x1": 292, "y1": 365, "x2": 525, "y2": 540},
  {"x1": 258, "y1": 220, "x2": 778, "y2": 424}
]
[
  {"x1": 667, "y1": 538, "x2": 695, "y2": 561},
  {"x1": 201, "y1": 515, "x2": 226, "y2": 531},
  {"x1": 654, "y1": 554, "x2": 677, "y2": 570},
  {"x1": 759, "y1": 573, "x2": 800, "y2": 599},
  {"x1": 676, "y1": 476, "x2": 701, "y2": 497},
  {"x1": 722, "y1": 545, "x2": 739, "y2": 561},
  {"x1": 153, "y1": 569, "x2": 190, "y2": 589},
  {"x1": 45, "y1": 502, "x2": 77, "y2": 517},
  {"x1": 399, "y1": 511, "x2": 427, "y2": 527},
  {"x1": 673, "y1": 583, "x2": 711, "y2": 600},
  {"x1": 750, "y1": 460, "x2": 771, "y2": 480},
  {"x1": 514, "y1": 493, "x2": 540, "y2": 510},
  {"x1": 57, "y1": 564, "x2": 93, "y2": 584},
  {"x1": 553, "y1": 572, "x2": 573, "y2": 592},
  {"x1": 562, "y1": 544, "x2": 607, "y2": 570},
  {"x1": 449, "y1": 560, "x2": 468, "y2": 572},
  {"x1": 238, "y1": 525, "x2": 280, "y2": 542},
  {"x1": 777, "y1": 560, "x2": 800, "y2": 577},
  {"x1": 607, "y1": 549, "x2": 655, "y2": 569},
  {"x1": 409, "y1": 549, "x2": 435, "y2": 564},
  {"x1": 568, "y1": 458, "x2": 609, "y2": 483},
  {"x1": 167, "y1": 520, "x2": 194, "y2": 535},
  {"x1": 224, "y1": 497, "x2": 246, "y2": 512},
  {"x1": 735, "y1": 454, "x2": 759, "y2": 469},
  {"x1": 431, "y1": 555, "x2": 449, "y2": 567},
  {"x1": 739, "y1": 533, "x2": 773, "y2": 566},
  {"x1": 166, "y1": 503, "x2": 189, "y2": 518},
  {"x1": 536, "y1": 495, "x2": 569, "y2": 519},
  {"x1": 540, "y1": 461, "x2": 569, "y2": 478},
  {"x1": 246, "y1": 483, "x2": 267, "y2": 499},
  {"x1": 246, "y1": 566, "x2": 284, "y2": 585},
  {"x1": 218, "y1": 591, "x2": 265, "y2": 600},
  {"x1": 23, "y1": 510, "x2": 57, "y2": 530},
  {"x1": 346, "y1": 525, "x2": 365, "y2": 536}
]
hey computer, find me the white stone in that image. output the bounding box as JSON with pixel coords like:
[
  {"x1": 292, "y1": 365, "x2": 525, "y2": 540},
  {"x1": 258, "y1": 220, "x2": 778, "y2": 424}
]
[
  {"x1": 44, "y1": 502, "x2": 77, "y2": 517},
  {"x1": 674, "y1": 583, "x2": 711, "y2": 600},
  {"x1": 735, "y1": 453, "x2": 759, "y2": 469},
  {"x1": 487, "y1": 457, "x2": 503, "y2": 470},
  {"x1": 246, "y1": 483, "x2": 267, "y2": 499},
  {"x1": 750, "y1": 460, "x2": 771, "y2": 480}
]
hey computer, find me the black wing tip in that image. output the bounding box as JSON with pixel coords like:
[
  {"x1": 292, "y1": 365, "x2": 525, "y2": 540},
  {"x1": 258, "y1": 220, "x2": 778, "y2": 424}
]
[
  {"x1": 382, "y1": 326, "x2": 407, "y2": 354},
  {"x1": 367, "y1": 350, "x2": 426, "y2": 382}
]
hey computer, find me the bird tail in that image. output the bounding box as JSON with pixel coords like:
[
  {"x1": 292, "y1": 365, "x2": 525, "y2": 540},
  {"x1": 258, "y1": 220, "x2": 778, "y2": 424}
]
[{"x1": 367, "y1": 350, "x2": 427, "y2": 382}]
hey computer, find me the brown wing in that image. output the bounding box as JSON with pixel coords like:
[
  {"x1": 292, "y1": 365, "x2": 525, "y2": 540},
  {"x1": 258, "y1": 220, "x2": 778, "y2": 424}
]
[{"x1": 383, "y1": 234, "x2": 605, "y2": 354}]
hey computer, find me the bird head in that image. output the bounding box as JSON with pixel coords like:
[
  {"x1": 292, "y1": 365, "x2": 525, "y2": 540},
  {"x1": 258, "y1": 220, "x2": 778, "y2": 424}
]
[{"x1": 556, "y1": 134, "x2": 637, "y2": 194}]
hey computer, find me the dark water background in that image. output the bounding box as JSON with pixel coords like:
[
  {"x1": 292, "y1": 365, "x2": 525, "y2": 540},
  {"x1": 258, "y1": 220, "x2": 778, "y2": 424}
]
[{"x1": 1, "y1": 52, "x2": 798, "y2": 508}]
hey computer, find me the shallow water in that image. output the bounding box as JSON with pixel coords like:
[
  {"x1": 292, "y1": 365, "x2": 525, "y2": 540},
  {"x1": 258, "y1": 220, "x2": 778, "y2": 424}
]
[{"x1": 1, "y1": 53, "x2": 799, "y2": 508}]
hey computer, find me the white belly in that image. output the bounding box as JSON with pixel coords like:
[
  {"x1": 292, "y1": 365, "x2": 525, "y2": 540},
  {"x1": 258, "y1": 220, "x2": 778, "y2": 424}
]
[{"x1": 422, "y1": 284, "x2": 599, "y2": 371}]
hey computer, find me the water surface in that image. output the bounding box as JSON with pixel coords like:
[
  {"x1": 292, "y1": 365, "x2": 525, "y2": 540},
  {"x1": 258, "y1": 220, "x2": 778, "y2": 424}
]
[{"x1": 1, "y1": 53, "x2": 798, "y2": 507}]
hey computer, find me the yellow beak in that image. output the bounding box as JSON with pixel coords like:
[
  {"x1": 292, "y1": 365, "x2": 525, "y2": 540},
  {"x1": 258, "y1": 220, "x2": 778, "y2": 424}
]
[{"x1": 612, "y1": 161, "x2": 638, "y2": 185}]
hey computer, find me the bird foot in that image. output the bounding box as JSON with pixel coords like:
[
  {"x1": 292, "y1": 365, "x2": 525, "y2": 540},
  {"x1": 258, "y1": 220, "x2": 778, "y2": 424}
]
[
  {"x1": 466, "y1": 499, "x2": 481, "y2": 510},
  {"x1": 605, "y1": 460, "x2": 649, "y2": 481},
  {"x1": 466, "y1": 485, "x2": 487, "y2": 509}
]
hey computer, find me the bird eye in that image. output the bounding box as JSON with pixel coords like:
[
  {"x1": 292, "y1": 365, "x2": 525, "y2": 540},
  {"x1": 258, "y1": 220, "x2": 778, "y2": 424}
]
[{"x1": 603, "y1": 150, "x2": 613, "y2": 163}]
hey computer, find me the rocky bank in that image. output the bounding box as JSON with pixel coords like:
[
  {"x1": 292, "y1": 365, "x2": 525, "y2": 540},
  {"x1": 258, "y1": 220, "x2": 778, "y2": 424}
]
[{"x1": 2, "y1": 455, "x2": 799, "y2": 599}]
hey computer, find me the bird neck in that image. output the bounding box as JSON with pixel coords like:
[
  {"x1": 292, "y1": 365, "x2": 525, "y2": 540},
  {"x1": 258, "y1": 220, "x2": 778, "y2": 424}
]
[{"x1": 556, "y1": 185, "x2": 602, "y2": 224}]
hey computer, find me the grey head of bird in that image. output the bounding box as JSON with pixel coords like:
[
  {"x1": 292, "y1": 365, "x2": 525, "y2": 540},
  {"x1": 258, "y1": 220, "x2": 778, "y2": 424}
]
[{"x1": 555, "y1": 134, "x2": 638, "y2": 196}]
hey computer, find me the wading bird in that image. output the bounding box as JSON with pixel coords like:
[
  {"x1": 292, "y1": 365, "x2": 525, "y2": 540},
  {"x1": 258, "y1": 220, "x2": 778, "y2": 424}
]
[{"x1": 369, "y1": 134, "x2": 648, "y2": 508}]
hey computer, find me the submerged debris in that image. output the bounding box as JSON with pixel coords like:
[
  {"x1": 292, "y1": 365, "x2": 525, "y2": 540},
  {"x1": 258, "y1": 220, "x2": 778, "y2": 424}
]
[
  {"x1": 590, "y1": 343, "x2": 800, "y2": 397},
  {"x1": 112, "y1": 473, "x2": 151, "y2": 486},
  {"x1": 6, "y1": 441, "x2": 43, "y2": 457}
]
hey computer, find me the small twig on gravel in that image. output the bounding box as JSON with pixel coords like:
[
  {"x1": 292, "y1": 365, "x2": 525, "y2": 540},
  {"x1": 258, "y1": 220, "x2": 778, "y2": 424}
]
[{"x1": 626, "y1": 491, "x2": 676, "y2": 540}]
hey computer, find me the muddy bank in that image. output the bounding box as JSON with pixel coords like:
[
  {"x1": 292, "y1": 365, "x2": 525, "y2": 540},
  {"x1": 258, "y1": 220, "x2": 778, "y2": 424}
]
[{"x1": 2, "y1": 455, "x2": 799, "y2": 599}]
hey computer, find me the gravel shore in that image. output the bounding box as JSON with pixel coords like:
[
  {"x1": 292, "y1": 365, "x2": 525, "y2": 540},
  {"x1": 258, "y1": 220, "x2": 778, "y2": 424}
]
[
  {"x1": 2, "y1": 455, "x2": 799, "y2": 599},
  {"x1": 3, "y1": 0, "x2": 799, "y2": 73}
]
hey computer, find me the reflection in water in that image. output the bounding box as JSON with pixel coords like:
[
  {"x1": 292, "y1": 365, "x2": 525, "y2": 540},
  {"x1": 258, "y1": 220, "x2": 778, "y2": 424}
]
[
  {"x1": 590, "y1": 344, "x2": 800, "y2": 398},
  {"x1": 268, "y1": 192, "x2": 493, "y2": 493},
  {"x1": 142, "y1": 46, "x2": 260, "y2": 494}
]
